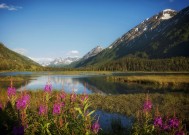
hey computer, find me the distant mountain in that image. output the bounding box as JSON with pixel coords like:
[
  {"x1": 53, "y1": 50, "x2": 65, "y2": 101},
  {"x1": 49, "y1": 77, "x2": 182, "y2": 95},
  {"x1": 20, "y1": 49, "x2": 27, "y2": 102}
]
[
  {"x1": 47, "y1": 57, "x2": 80, "y2": 67},
  {"x1": 83, "y1": 46, "x2": 104, "y2": 60},
  {"x1": 73, "y1": 6, "x2": 189, "y2": 68},
  {"x1": 70, "y1": 46, "x2": 103, "y2": 67},
  {"x1": 0, "y1": 43, "x2": 42, "y2": 71}
]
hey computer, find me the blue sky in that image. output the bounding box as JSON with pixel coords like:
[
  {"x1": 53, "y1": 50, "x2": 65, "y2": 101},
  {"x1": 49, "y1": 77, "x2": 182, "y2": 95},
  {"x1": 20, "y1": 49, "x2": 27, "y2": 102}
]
[{"x1": 0, "y1": 0, "x2": 189, "y2": 63}]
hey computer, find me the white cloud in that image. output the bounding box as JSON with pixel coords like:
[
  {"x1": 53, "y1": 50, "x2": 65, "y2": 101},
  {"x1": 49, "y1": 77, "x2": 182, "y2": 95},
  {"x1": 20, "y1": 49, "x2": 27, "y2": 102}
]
[
  {"x1": 66, "y1": 50, "x2": 80, "y2": 57},
  {"x1": 0, "y1": 3, "x2": 22, "y2": 11},
  {"x1": 13, "y1": 48, "x2": 28, "y2": 55},
  {"x1": 68, "y1": 50, "x2": 79, "y2": 54}
]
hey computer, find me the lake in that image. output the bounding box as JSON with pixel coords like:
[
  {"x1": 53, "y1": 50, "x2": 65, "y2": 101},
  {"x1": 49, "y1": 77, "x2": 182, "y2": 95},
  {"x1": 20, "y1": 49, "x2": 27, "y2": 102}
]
[
  {"x1": 0, "y1": 72, "x2": 188, "y2": 133},
  {"x1": 0, "y1": 71, "x2": 188, "y2": 94}
]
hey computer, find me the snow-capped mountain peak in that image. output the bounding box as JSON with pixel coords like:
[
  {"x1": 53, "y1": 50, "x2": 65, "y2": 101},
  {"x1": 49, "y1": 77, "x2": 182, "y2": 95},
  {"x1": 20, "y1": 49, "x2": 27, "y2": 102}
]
[
  {"x1": 163, "y1": 9, "x2": 176, "y2": 12},
  {"x1": 83, "y1": 46, "x2": 104, "y2": 60},
  {"x1": 107, "y1": 8, "x2": 177, "y2": 49},
  {"x1": 161, "y1": 9, "x2": 177, "y2": 20},
  {"x1": 49, "y1": 57, "x2": 80, "y2": 66}
]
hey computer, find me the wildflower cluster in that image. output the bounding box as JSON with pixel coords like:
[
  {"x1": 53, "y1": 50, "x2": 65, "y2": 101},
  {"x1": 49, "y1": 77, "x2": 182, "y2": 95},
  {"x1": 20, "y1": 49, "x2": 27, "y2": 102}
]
[
  {"x1": 0, "y1": 102, "x2": 3, "y2": 111},
  {"x1": 132, "y1": 94, "x2": 187, "y2": 135},
  {"x1": 38, "y1": 105, "x2": 48, "y2": 115},
  {"x1": 44, "y1": 83, "x2": 52, "y2": 93},
  {"x1": 7, "y1": 87, "x2": 16, "y2": 99},
  {"x1": 153, "y1": 115, "x2": 186, "y2": 134},
  {"x1": 52, "y1": 103, "x2": 62, "y2": 115},
  {"x1": 92, "y1": 119, "x2": 100, "y2": 134},
  {"x1": 0, "y1": 78, "x2": 100, "y2": 135},
  {"x1": 16, "y1": 94, "x2": 30, "y2": 110}
]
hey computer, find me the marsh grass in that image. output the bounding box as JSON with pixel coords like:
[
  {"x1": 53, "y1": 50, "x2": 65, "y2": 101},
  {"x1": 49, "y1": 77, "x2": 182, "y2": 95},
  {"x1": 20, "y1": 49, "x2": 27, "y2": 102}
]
[
  {"x1": 89, "y1": 94, "x2": 189, "y2": 124},
  {"x1": 47, "y1": 71, "x2": 112, "y2": 75},
  {"x1": 108, "y1": 75, "x2": 189, "y2": 87},
  {"x1": 0, "y1": 76, "x2": 25, "y2": 81}
]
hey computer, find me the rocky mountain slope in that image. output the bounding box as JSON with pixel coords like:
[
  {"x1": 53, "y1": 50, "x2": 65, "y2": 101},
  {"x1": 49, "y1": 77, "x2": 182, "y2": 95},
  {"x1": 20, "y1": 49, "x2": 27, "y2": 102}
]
[
  {"x1": 73, "y1": 6, "x2": 189, "y2": 68},
  {"x1": 71, "y1": 46, "x2": 103, "y2": 67},
  {"x1": 82, "y1": 46, "x2": 104, "y2": 60}
]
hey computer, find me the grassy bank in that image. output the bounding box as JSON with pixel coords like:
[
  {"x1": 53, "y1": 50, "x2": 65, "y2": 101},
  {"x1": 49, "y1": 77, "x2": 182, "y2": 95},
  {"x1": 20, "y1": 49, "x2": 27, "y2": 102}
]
[
  {"x1": 47, "y1": 71, "x2": 113, "y2": 75},
  {"x1": 107, "y1": 75, "x2": 189, "y2": 85},
  {"x1": 0, "y1": 76, "x2": 26, "y2": 81}
]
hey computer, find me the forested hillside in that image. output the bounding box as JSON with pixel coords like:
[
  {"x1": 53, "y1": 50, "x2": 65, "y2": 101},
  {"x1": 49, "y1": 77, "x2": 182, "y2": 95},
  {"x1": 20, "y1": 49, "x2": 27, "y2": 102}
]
[{"x1": 0, "y1": 43, "x2": 42, "y2": 71}]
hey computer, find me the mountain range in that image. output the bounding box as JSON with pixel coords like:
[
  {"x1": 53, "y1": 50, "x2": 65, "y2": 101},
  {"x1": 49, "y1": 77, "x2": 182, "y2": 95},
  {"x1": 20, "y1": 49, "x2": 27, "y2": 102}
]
[
  {"x1": 48, "y1": 57, "x2": 80, "y2": 67},
  {"x1": 43, "y1": 46, "x2": 103, "y2": 67},
  {"x1": 0, "y1": 6, "x2": 189, "y2": 71},
  {"x1": 71, "y1": 6, "x2": 189, "y2": 68}
]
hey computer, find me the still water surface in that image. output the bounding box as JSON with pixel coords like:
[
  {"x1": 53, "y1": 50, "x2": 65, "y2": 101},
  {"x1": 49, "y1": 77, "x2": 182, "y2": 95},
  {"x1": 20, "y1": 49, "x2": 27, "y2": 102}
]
[{"x1": 0, "y1": 72, "x2": 188, "y2": 94}]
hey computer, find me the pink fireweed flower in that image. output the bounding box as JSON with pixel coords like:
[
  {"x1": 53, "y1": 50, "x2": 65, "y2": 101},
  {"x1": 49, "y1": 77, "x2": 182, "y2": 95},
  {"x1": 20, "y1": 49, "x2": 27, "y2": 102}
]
[
  {"x1": 143, "y1": 100, "x2": 152, "y2": 112},
  {"x1": 60, "y1": 92, "x2": 66, "y2": 99},
  {"x1": 39, "y1": 105, "x2": 47, "y2": 115},
  {"x1": 81, "y1": 94, "x2": 88, "y2": 102},
  {"x1": 16, "y1": 94, "x2": 30, "y2": 110},
  {"x1": 162, "y1": 123, "x2": 170, "y2": 132},
  {"x1": 70, "y1": 93, "x2": 77, "y2": 102},
  {"x1": 92, "y1": 120, "x2": 100, "y2": 134},
  {"x1": 168, "y1": 117, "x2": 179, "y2": 128},
  {"x1": 175, "y1": 130, "x2": 185, "y2": 135},
  {"x1": 154, "y1": 116, "x2": 163, "y2": 127},
  {"x1": 62, "y1": 102, "x2": 65, "y2": 107},
  {"x1": 53, "y1": 103, "x2": 61, "y2": 115},
  {"x1": 0, "y1": 103, "x2": 2, "y2": 111},
  {"x1": 7, "y1": 87, "x2": 16, "y2": 99},
  {"x1": 44, "y1": 83, "x2": 52, "y2": 93}
]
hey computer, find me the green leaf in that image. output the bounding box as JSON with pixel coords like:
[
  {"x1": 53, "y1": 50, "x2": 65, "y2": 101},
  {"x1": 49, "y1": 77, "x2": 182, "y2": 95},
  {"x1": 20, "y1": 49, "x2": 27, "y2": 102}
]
[
  {"x1": 74, "y1": 107, "x2": 84, "y2": 117},
  {"x1": 84, "y1": 103, "x2": 90, "y2": 113},
  {"x1": 87, "y1": 110, "x2": 95, "y2": 117}
]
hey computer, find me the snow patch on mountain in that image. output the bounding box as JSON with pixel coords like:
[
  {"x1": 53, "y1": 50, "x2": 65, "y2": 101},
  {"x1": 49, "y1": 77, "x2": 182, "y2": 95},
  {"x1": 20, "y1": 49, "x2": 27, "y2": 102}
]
[
  {"x1": 163, "y1": 9, "x2": 176, "y2": 12},
  {"x1": 83, "y1": 46, "x2": 103, "y2": 60},
  {"x1": 49, "y1": 57, "x2": 80, "y2": 66},
  {"x1": 106, "y1": 8, "x2": 177, "y2": 49},
  {"x1": 161, "y1": 9, "x2": 177, "y2": 20}
]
